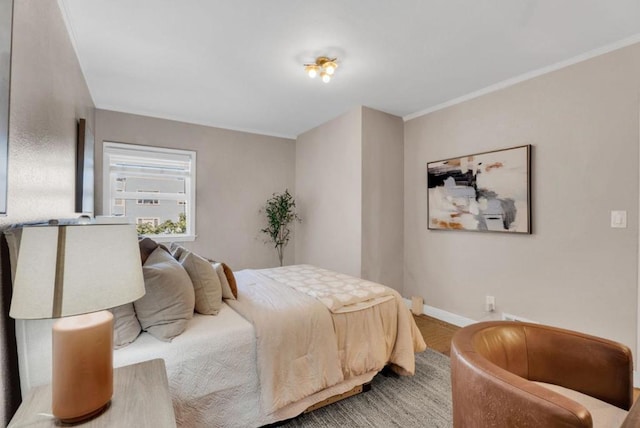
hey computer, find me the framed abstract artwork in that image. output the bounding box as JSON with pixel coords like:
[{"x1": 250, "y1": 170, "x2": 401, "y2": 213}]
[{"x1": 427, "y1": 145, "x2": 531, "y2": 233}]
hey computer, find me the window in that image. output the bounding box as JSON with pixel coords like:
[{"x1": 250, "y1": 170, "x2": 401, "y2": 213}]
[{"x1": 103, "y1": 142, "x2": 196, "y2": 241}]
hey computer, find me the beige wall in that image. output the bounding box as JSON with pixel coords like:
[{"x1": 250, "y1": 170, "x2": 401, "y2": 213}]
[
  {"x1": 1, "y1": 1, "x2": 95, "y2": 424},
  {"x1": 295, "y1": 107, "x2": 363, "y2": 276},
  {"x1": 94, "y1": 109, "x2": 295, "y2": 270},
  {"x1": 361, "y1": 107, "x2": 404, "y2": 291},
  {"x1": 295, "y1": 106, "x2": 404, "y2": 289},
  {"x1": 1, "y1": 1, "x2": 95, "y2": 227},
  {"x1": 404, "y1": 43, "x2": 640, "y2": 352}
]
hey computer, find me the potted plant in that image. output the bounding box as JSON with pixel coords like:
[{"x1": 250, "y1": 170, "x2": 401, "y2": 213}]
[{"x1": 260, "y1": 189, "x2": 301, "y2": 266}]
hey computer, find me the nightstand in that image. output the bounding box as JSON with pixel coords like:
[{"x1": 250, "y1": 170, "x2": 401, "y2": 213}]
[{"x1": 8, "y1": 358, "x2": 176, "y2": 427}]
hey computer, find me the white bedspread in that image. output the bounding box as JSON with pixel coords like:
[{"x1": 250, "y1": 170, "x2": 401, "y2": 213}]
[
  {"x1": 114, "y1": 304, "x2": 261, "y2": 428},
  {"x1": 258, "y1": 264, "x2": 394, "y2": 312}
]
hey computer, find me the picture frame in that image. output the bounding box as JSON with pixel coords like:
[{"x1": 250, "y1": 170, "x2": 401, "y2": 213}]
[
  {"x1": 427, "y1": 144, "x2": 531, "y2": 233},
  {"x1": 75, "y1": 118, "x2": 94, "y2": 214}
]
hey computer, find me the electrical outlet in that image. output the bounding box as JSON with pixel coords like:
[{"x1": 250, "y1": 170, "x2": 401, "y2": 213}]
[
  {"x1": 611, "y1": 210, "x2": 627, "y2": 228},
  {"x1": 485, "y1": 295, "x2": 496, "y2": 312}
]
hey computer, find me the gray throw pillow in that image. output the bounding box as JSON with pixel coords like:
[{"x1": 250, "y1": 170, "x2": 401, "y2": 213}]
[
  {"x1": 134, "y1": 247, "x2": 195, "y2": 341},
  {"x1": 179, "y1": 250, "x2": 223, "y2": 315},
  {"x1": 110, "y1": 303, "x2": 141, "y2": 349},
  {"x1": 169, "y1": 242, "x2": 186, "y2": 260},
  {"x1": 138, "y1": 237, "x2": 159, "y2": 264}
]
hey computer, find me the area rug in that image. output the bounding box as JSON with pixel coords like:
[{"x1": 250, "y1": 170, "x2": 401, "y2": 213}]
[{"x1": 284, "y1": 349, "x2": 453, "y2": 427}]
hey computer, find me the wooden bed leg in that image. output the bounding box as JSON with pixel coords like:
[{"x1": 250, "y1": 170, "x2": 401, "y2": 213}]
[
  {"x1": 303, "y1": 382, "x2": 371, "y2": 413},
  {"x1": 380, "y1": 364, "x2": 399, "y2": 377}
]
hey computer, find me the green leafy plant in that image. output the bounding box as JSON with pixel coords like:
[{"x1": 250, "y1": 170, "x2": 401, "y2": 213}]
[
  {"x1": 260, "y1": 190, "x2": 301, "y2": 266},
  {"x1": 137, "y1": 212, "x2": 187, "y2": 235}
]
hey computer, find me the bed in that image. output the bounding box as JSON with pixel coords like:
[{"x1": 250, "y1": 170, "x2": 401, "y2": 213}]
[
  {"x1": 8, "y1": 230, "x2": 426, "y2": 427},
  {"x1": 112, "y1": 264, "x2": 425, "y2": 427}
]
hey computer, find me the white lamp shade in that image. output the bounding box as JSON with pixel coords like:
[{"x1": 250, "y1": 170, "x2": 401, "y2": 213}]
[{"x1": 10, "y1": 224, "x2": 145, "y2": 319}]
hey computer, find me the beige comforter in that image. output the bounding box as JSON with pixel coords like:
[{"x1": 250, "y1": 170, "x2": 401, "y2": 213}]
[
  {"x1": 229, "y1": 266, "x2": 426, "y2": 416},
  {"x1": 228, "y1": 270, "x2": 344, "y2": 414}
]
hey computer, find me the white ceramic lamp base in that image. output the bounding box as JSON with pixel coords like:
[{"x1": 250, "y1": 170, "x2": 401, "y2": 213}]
[{"x1": 52, "y1": 310, "x2": 114, "y2": 423}]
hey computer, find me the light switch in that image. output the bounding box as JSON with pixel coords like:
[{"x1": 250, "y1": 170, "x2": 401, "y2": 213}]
[{"x1": 611, "y1": 210, "x2": 627, "y2": 228}]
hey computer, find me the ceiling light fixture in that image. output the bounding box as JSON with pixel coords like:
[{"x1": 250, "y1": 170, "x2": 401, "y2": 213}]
[{"x1": 304, "y1": 56, "x2": 338, "y2": 83}]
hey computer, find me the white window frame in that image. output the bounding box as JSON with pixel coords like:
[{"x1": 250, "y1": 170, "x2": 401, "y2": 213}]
[
  {"x1": 136, "y1": 189, "x2": 160, "y2": 206},
  {"x1": 103, "y1": 142, "x2": 196, "y2": 242}
]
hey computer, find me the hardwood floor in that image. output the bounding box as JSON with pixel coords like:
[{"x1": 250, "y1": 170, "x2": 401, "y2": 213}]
[{"x1": 413, "y1": 313, "x2": 459, "y2": 356}]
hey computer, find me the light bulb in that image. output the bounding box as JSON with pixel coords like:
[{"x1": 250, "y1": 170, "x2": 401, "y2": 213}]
[
  {"x1": 305, "y1": 65, "x2": 318, "y2": 78},
  {"x1": 323, "y1": 61, "x2": 337, "y2": 75},
  {"x1": 321, "y1": 71, "x2": 331, "y2": 83}
]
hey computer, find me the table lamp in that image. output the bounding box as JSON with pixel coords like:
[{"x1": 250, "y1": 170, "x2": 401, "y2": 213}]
[{"x1": 9, "y1": 223, "x2": 145, "y2": 423}]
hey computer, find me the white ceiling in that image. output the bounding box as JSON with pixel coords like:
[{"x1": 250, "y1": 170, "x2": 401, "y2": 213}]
[{"x1": 59, "y1": 0, "x2": 640, "y2": 139}]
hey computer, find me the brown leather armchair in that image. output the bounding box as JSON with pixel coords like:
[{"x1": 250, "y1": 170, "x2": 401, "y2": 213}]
[{"x1": 450, "y1": 321, "x2": 634, "y2": 427}]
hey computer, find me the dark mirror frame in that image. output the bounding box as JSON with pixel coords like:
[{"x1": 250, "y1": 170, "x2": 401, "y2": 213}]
[
  {"x1": 75, "y1": 118, "x2": 94, "y2": 214},
  {"x1": 0, "y1": 0, "x2": 13, "y2": 215}
]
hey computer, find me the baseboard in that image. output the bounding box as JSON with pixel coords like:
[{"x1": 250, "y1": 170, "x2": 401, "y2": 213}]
[
  {"x1": 403, "y1": 298, "x2": 475, "y2": 327},
  {"x1": 403, "y1": 298, "x2": 640, "y2": 388}
]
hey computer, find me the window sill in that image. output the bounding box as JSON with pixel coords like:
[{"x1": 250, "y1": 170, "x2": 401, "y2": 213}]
[{"x1": 142, "y1": 234, "x2": 196, "y2": 243}]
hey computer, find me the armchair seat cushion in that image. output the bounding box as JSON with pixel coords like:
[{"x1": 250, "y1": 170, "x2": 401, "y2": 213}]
[{"x1": 535, "y1": 382, "x2": 628, "y2": 428}]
